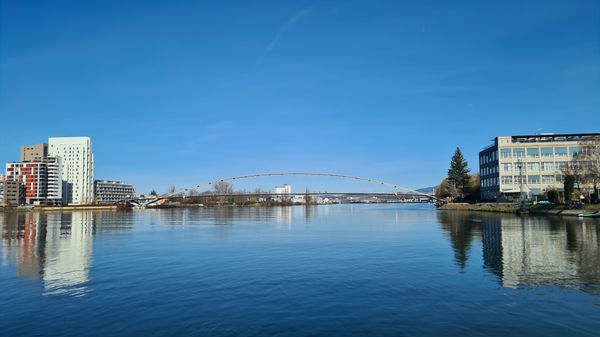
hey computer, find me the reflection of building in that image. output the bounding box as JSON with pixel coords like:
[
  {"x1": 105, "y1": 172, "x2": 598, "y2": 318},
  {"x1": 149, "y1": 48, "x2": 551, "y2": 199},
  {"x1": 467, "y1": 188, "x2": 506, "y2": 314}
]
[
  {"x1": 0, "y1": 211, "x2": 96, "y2": 296},
  {"x1": 43, "y1": 212, "x2": 94, "y2": 296},
  {"x1": 479, "y1": 133, "x2": 600, "y2": 200},
  {"x1": 0, "y1": 213, "x2": 45, "y2": 279},
  {"x1": 94, "y1": 180, "x2": 136, "y2": 204},
  {"x1": 439, "y1": 212, "x2": 600, "y2": 294},
  {"x1": 481, "y1": 217, "x2": 600, "y2": 293},
  {"x1": 274, "y1": 206, "x2": 292, "y2": 227}
]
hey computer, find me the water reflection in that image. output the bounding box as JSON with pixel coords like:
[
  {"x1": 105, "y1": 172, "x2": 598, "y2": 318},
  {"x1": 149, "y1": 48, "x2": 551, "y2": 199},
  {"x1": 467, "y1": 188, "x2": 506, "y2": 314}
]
[
  {"x1": 439, "y1": 211, "x2": 600, "y2": 294},
  {"x1": 0, "y1": 211, "x2": 133, "y2": 297},
  {"x1": 152, "y1": 206, "x2": 304, "y2": 228}
]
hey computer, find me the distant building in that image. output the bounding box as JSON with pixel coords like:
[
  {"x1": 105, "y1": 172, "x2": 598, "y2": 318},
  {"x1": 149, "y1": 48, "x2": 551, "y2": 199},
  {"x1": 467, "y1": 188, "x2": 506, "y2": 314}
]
[
  {"x1": 94, "y1": 180, "x2": 136, "y2": 204},
  {"x1": 5, "y1": 162, "x2": 48, "y2": 205},
  {"x1": 2, "y1": 179, "x2": 24, "y2": 206},
  {"x1": 20, "y1": 144, "x2": 48, "y2": 162},
  {"x1": 48, "y1": 137, "x2": 94, "y2": 205},
  {"x1": 274, "y1": 184, "x2": 292, "y2": 194},
  {"x1": 479, "y1": 133, "x2": 600, "y2": 201},
  {"x1": 290, "y1": 195, "x2": 305, "y2": 204}
]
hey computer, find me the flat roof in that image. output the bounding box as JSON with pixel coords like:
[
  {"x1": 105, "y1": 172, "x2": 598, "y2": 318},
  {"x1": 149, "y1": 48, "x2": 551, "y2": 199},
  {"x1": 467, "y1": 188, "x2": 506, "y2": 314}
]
[{"x1": 508, "y1": 133, "x2": 600, "y2": 143}]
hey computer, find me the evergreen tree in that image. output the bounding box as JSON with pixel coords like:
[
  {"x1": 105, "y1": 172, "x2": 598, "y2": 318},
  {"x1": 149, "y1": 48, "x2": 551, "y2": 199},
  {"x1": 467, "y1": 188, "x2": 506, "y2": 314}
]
[
  {"x1": 563, "y1": 175, "x2": 575, "y2": 203},
  {"x1": 447, "y1": 147, "x2": 470, "y2": 198}
]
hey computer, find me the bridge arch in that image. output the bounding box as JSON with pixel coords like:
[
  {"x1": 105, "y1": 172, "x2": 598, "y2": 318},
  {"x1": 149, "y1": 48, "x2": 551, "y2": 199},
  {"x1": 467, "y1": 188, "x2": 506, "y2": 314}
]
[{"x1": 160, "y1": 172, "x2": 440, "y2": 201}]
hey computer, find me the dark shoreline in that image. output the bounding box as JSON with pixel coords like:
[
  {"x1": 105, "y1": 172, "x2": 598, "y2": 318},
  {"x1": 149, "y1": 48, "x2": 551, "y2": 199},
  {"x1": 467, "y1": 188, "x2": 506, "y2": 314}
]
[{"x1": 439, "y1": 202, "x2": 600, "y2": 217}]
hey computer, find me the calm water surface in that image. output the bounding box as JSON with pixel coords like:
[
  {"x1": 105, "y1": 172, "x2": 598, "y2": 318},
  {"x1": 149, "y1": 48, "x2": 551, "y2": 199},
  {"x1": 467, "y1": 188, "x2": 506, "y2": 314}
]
[{"x1": 1, "y1": 204, "x2": 599, "y2": 336}]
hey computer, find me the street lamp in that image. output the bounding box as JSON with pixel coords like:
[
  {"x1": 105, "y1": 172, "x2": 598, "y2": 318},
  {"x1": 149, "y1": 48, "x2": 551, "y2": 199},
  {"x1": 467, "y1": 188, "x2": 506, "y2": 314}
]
[{"x1": 516, "y1": 159, "x2": 526, "y2": 211}]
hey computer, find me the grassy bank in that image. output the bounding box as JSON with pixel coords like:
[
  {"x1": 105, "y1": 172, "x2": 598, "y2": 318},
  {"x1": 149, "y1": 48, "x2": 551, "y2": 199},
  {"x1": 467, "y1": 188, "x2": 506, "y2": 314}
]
[{"x1": 438, "y1": 203, "x2": 519, "y2": 213}]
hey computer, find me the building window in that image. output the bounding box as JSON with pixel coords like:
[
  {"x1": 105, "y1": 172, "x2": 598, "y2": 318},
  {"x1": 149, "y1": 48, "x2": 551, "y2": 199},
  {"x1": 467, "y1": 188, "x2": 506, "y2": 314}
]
[
  {"x1": 528, "y1": 175, "x2": 541, "y2": 184},
  {"x1": 501, "y1": 149, "x2": 511, "y2": 158},
  {"x1": 527, "y1": 148, "x2": 540, "y2": 158},
  {"x1": 556, "y1": 175, "x2": 564, "y2": 183},
  {"x1": 502, "y1": 163, "x2": 512, "y2": 172},
  {"x1": 541, "y1": 162, "x2": 554, "y2": 171},
  {"x1": 513, "y1": 148, "x2": 525, "y2": 158},
  {"x1": 527, "y1": 162, "x2": 540, "y2": 171},
  {"x1": 502, "y1": 176, "x2": 513, "y2": 184},
  {"x1": 555, "y1": 162, "x2": 567, "y2": 170},
  {"x1": 541, "y1": 147, "x2": 553, "y2": 157},
  {"x1": 554, "y1": 147, "x2": 567, "y2": 157},
  {"x1": 570, "y1": 146, "x2": 582, "y2": 156},
  {"x1": 542, "y1": 175, "x2": 555, "y2": 184}
]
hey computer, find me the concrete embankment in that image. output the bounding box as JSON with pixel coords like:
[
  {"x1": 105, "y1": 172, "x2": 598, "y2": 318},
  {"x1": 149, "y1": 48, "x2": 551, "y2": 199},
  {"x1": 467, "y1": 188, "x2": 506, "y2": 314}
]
[
  {"x1": 439, "y1": 203, "x2": 600, "y2": 217},
  {"x1": 0, "y1": 205, "x2": 120, "y2": 212}
]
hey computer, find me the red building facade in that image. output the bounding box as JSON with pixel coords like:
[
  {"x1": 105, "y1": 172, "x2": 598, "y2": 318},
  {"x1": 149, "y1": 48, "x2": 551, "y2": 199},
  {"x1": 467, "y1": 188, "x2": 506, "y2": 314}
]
[{"x1": 5, "y1": 162, "x2": 48, "y2": 205}]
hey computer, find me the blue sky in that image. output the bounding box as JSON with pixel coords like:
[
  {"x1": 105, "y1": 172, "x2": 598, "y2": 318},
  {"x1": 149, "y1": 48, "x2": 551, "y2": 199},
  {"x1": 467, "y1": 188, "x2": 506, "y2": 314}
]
[{"x1": 1, "y1": 0, "x2": 599, "y2": 193}]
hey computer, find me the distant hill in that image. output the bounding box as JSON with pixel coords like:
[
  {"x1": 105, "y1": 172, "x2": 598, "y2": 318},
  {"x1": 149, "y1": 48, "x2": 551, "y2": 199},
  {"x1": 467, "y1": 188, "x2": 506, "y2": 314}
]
[{"x1": 415, "y1": 186, "x2": 437, "y2": 194}]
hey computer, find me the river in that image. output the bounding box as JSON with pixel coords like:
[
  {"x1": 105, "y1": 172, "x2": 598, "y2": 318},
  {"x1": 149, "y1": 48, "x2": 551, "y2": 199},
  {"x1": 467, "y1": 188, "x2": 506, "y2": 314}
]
[{"x1": 1, "y1": 204, "x2": 599, "y2": 336}]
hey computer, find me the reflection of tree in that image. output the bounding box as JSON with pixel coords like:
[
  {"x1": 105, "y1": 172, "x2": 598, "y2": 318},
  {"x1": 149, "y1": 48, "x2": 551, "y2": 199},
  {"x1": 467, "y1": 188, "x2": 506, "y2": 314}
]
[
  {"x1": 213, "y1": 207, "x2": 235, "y2": 225},
  {"x1": 304, "y1": 205, "x2": 318, "y2": 223},
  {"x1": 481, "y1": 217, "x2": 503, "y2": 278},
  {"x1": 437, "y1": 211, "x2": 482, "y2": 269},
  {"x1": 573, "y1": 220, "x2": 600, "y2": 294}
]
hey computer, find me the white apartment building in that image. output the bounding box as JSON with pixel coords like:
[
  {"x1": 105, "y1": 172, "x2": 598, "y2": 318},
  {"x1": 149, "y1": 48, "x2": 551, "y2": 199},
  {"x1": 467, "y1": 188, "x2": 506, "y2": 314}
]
[
  {"x1": 48, "y1": 137, "x2": 94, "y2": 205},
  {"x1": 479, "y1": 133, "x2": 599, "y2": 201},
  {"x1": 274, "y1": 184, "x2": 292, "y2": 194},
  {"x1": 46, "y1": 156, "x2": 63, "y2": 205}
]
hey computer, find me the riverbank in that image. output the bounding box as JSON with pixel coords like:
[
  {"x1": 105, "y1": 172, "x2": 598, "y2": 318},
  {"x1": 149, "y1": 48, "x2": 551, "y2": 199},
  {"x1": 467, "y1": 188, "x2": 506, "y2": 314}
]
[
  {"x1": 0, "y1": 205, "x2": 120, "y2": 212},
  {"x1": 439, "y1": 202, "x2": 600, "y2": 217}
]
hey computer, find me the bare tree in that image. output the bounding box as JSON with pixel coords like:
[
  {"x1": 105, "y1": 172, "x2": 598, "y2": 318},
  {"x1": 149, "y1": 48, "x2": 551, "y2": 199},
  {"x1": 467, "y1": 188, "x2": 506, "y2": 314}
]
[
  {"x1": 580, "y1": 136, "x2": 600, "y2": 203},
  {"x1": 213, "y1": 181, "x2": 234, "y2": 195},
  {"x1": 167, "y1": 185, "x2": 176, "y2": 193},
  {"x1": 253, "y1": 187, "x2": 266, "y2": 194},
  {"x1": 186, "y1": 188, "x2": 198, "y2": 197},
  {"x1": 435, "y1": 178, "x2": 459, "y2": 200},
  {"x1": 561, "y1": 159, "x2": 586, "y2": 199},
  {"x1": 563, "y1": 136, "x2": 600, "y2": 203}
]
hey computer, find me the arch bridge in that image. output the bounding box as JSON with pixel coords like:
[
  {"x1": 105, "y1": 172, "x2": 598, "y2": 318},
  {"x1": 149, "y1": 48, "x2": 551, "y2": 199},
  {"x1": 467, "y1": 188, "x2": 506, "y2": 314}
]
[{"x1": 133, "y1": 172, "x2": 442, "y2": 207}]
